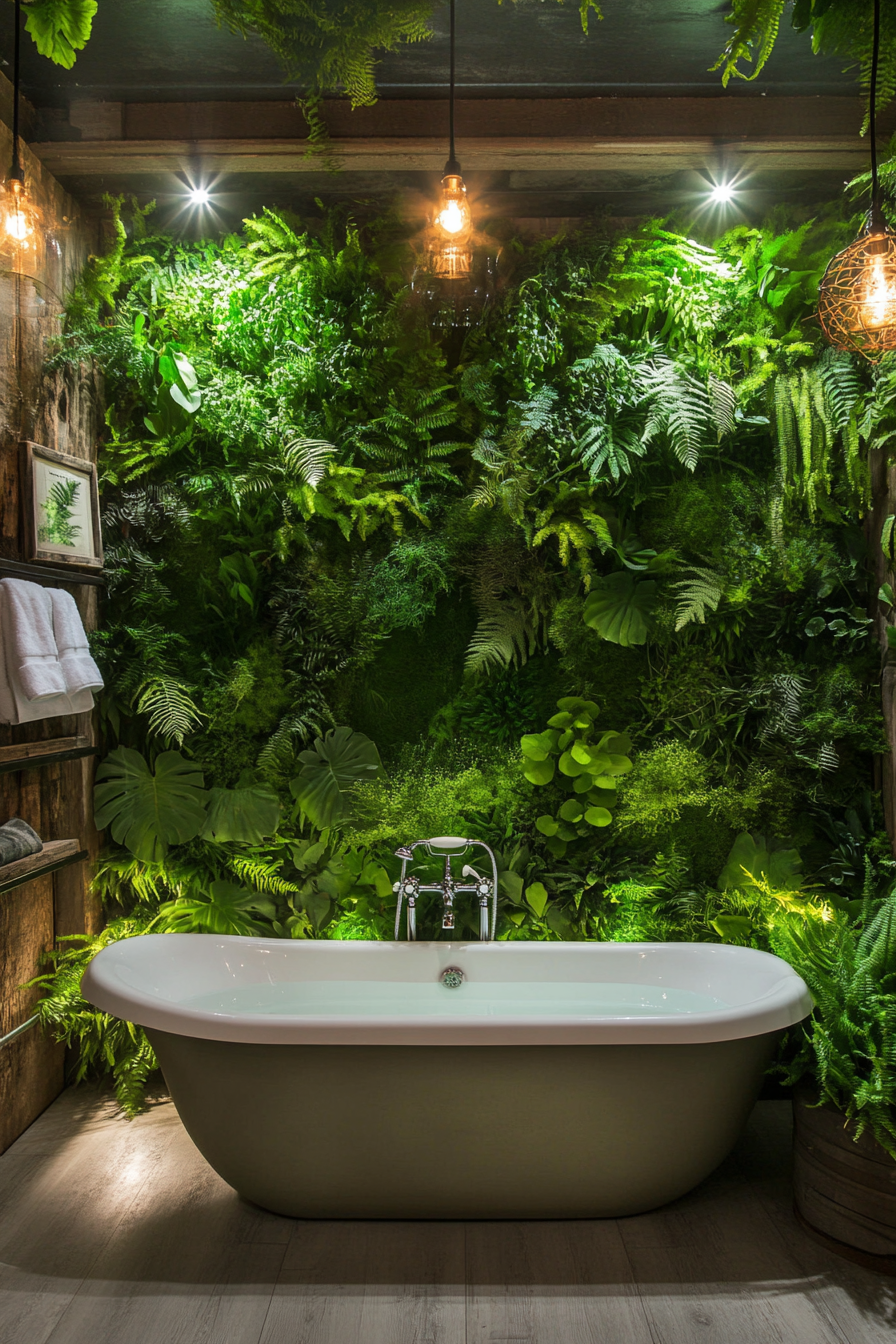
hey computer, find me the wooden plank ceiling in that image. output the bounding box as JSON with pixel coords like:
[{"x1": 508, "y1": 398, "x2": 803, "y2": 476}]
[{"x1": 28, "y1": 95, "x2": 892, "y2": 227}]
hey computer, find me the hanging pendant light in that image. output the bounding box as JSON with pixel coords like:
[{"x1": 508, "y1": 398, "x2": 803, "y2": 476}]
[
  {"x1": 431, "y1": 0, "x2": 473, "y2": 280},
  {"x1": 1, "y1": 0, "x2": 42, "y2": 264},
  {"x1": 817, "y1": 0, "x2": 896, "y2": 359}
]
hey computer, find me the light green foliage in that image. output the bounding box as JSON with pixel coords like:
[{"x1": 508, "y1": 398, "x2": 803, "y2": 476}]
[
  {"x1": 718, "y1": 831, "x2": 803, "y2": 892},
  {"x1": 38, "y1": 478, "x2": 82, "y2": 547},
  {"x1": 771, "y1": 892, "x2": 896, "y2": 1156},
  {"x1": 713, "y1": 1, "x2": 896, "y2": 132},
  {"x1": 347, "y1": 750, "x2": 523, "y2": 852},
  {"x1": 521, "y1": 697, "x2": 632, "y2": 858},
  {"x1": 291, "y1": 727, "x2": 385, "y2": 830},
  {"x1": 24, "y1": 0, "x2": 96, "y2": 68},
  {"x1": 28, "y1": 919, "x2": 159, "y2": 1117}
]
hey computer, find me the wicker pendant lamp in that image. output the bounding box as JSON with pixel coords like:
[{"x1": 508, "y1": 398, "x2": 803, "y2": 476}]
[{"x1": 817, "y1": 0, "x2": 896, "y2": 360}]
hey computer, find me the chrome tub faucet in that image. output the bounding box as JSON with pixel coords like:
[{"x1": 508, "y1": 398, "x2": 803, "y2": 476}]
[{"x1": 393, "y1": 837, "x2": 499, "y2": 941}]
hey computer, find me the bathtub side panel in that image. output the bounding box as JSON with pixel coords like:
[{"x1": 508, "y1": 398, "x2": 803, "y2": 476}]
[{"x1": 146, "y1": 1032, "x2": 777, "y2": 1219}]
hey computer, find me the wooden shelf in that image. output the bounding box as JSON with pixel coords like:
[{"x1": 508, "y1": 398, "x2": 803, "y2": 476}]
[
  {"x1": 0, "y1": 557, "x2": 105, "y2": 587},
  {"x1": 0, "y1": 736, "x2": 98, "y2": 775},
  {"x1": 0, "y1": 840, "x2": 88, "y2": 895}
]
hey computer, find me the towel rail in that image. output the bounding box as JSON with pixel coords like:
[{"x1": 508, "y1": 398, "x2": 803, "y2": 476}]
[
  {"x1": 0, "y1": 1015, "x2": 39, "y2": 1050},
  {"x1": 0, "y1": 558, "x2": 105, "y2": 587}
]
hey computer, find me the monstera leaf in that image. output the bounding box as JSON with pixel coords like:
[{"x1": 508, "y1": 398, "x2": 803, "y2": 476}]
[
  {"x1": 290, "y1": 727, "x2": 384, "y2": 829},
  {"x1": 583, "y1": 572, "x2": 656, "y2": 646},
  {"x1": 25, "y1": 0, "x2": 97, "y2": 69},
  {"x1": 158, "y1": 881, "x2": 276, "y2": 937},
  {"x1": 94, "y1": 748, "x2": 207, "y2": 863},
  {"x1": 201, "y1": 775, "x2": 281, "y2": 844},
  {"x1": 718, "y1": 832, "x2": 803, "y2": 892}
]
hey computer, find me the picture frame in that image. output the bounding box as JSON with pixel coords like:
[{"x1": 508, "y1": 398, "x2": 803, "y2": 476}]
[{"x1": 21, "y1": 441, "x2": 103, "y2": 571}]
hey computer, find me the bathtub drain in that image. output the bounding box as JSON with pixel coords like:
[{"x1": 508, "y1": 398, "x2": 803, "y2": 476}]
[{"x1": 440, "y1": 967, "x2": 465, "y2": 989}]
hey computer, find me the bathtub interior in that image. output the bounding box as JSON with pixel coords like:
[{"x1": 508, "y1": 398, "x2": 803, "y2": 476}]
[{"x1": 82, "y1": 934, "x2": 813, "y2": 1047}]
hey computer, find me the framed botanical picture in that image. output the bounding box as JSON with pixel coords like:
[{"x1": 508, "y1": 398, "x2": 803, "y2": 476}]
[{"x1": 22, "y1": 441, "x2": 103, "y2": 570}]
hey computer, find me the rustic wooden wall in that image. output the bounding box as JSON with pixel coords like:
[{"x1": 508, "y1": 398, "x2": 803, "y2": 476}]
[{"x1": 0, "y1": 74, "x2": 104, "y2": 1153}]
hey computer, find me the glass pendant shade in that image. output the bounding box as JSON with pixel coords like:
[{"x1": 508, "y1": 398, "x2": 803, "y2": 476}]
[
  {"x1": 817, "y1": 225, "x2": 896, "y2": 359},
  {"x1": 436, "y1": 173, "x2": 472, "y2": 238},
  {"x1": 0, "y1": 174, "x2": 42, "y2": 265},
  {"x1": 432, "y1": 174, "x2": 473, "y2": 278}
]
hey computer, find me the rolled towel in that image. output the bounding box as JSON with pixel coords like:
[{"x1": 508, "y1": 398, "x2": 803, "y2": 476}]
[
  {"x1": 0, "y1": 817, "x2": 43, "y2": 866},
  {"x1": 48, "y1": 588, "x2": 103, "y2": 696},
  {"x1": 0, "y1": 587, "x2": 94, "y2": 723},
  {"x1": 0, "y1": 579, "x2": 67, "y2": 701}
]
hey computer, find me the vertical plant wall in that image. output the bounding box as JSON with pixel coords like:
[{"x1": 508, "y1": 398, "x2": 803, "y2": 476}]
[{"x1": 31, "y1": 199, "x2": 896, "y2": 1110}]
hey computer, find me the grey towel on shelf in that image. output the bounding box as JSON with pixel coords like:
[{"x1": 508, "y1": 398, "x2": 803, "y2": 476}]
[
  {"x1": 0, "y1": 579, "x2": 67, "y2": 701},
  {"x1": 0, "y1": 817, "x2": 43, "y2": 866},
  {"x1": 48, "y1": 588, "x2": 104, "y2": 695}
]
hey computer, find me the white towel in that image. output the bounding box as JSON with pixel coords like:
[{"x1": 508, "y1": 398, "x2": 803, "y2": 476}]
[
  {"x1": 49, "y1": 588, "x2": 104, "y2": 695},
  {"x1": 0, "y1": 584, "x2": 94, "y2": 724},
  {"x1": 0, "y1": 579, "x2": 67, "y2": 701}
]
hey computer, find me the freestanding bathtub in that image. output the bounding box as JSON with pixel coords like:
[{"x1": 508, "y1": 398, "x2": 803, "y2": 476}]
[{"x1": 82, "y1": 935, "x2": 811, "y2": 1219}]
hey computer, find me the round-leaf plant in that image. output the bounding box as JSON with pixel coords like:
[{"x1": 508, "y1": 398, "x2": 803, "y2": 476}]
[{"x1": 520, "y1": 697, "x2": 632, "y2": 858}]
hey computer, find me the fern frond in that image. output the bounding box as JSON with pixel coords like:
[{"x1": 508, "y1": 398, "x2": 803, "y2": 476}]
[
  {"x1": 134, "y1": 676, "x2": 203, "y2": 746},
  {"x1": 671, "y1": 566, "x2": 724, "y2": 630},
  {"x1": 283, "y1": 434, "x2": 337, "y2": 488}
]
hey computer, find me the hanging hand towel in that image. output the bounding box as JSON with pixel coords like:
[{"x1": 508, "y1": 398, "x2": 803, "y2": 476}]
[
  {"x1": 0, "y1": 579, "x2": 67, "y2": 701},
  {"x1": 0, "y1": 817, "x2": 43, "y2": 866},
  {"x1": 48, "y1": 588, "x2": 103, "y2": 695},
  {"x1": 0, "y1": 585, "x2": 94, "y2": 724}
]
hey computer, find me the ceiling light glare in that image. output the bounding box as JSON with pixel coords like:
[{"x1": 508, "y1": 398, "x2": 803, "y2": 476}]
[
  {"x1": 709, "y1": 182, "x2": 735, "y2": 204},
  {"x1": 188, "y1": 186, "x2": 211, "y2": 206}
]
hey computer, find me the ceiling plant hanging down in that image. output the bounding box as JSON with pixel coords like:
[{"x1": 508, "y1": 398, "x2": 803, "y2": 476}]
[{"x1": 12, "y1": 0, "x2": 602, "y2": 102}]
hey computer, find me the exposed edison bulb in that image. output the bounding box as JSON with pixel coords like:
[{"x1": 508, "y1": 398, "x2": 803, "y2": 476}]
[
  {"x1": 1, "y1": 176, "x2": 40, "y2": 254},
  {"x1": 861, "y1": 250, "x2": 896, "y2": 330},
  {"x1": 436, "y1": 173, "x2": 472, "y2": 238}
]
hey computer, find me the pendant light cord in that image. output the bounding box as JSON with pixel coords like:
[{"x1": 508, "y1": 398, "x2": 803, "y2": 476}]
[
  {"x1": 11, "y1": 0, "x2": 22, "y2": 180},
  {"x1": 445, "y1": 0, "x2": 459, "y2": 174},
  {"x1": 870, "y1": 0, "x2": 883, "y2": 227}
]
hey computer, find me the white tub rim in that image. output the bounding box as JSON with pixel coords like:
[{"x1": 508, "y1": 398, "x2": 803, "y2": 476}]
[{"x1": 80, "y1": 933, "x2": 812, "y2": 1047}]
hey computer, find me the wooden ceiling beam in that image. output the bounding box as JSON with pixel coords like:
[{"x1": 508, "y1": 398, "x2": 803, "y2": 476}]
[
  {"x1": 50, "y1": 95, "x2": 891, "y2": 144},
  {"x1": 33, "y1": 135, "x2": 879, "y2": 178}
]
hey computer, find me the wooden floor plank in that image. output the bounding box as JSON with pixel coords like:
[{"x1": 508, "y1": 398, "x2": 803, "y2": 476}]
[
  {"x1": 261, "y1": 1221, "x2": 466, "y2": 1344},
  {"x1": 1, "y1": 1090, "x2": 895, "y2": 1344},
  {"x1": 44, "y1": 1122, "x2": 285, "y2": 1344},
  {"x1": 0, "y1": 1094, "x2": 179, "y2": 1344},
  {"x1": 466, "y1": 1220, "x2": 654, "y2": 1344},
  {"x1": 618, "y1": 1135, "x2": 850, "y2": 1344},
  {"x1": 736, "y1": 1103, "x2": 896, "y2": 1344}
]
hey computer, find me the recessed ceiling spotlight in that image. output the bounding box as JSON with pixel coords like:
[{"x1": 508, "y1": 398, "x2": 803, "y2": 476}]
[
  {"x1": 708, "y1": 182, "x2": 735, "y2": 204},
  {"x1": 188, "y1": 186, "x2": 212, "y2": 206}
]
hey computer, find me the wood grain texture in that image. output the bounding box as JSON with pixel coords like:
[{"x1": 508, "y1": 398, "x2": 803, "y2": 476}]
[
  {"x1": 0, "y1": 1097, "x2": 895, "y2": 1344},
  {"x1": 0, "y1": 735, "x2": 92, "y2": 767},
  {"x1": 46, "y1": 95, "x2": 896, "y2": 145},
  {"x1": 0, "y1": 93, "x2": 104, "y2": 1151},
  {"x1": 0, "y1": 839, "x2": 83, "y2": 893}
]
